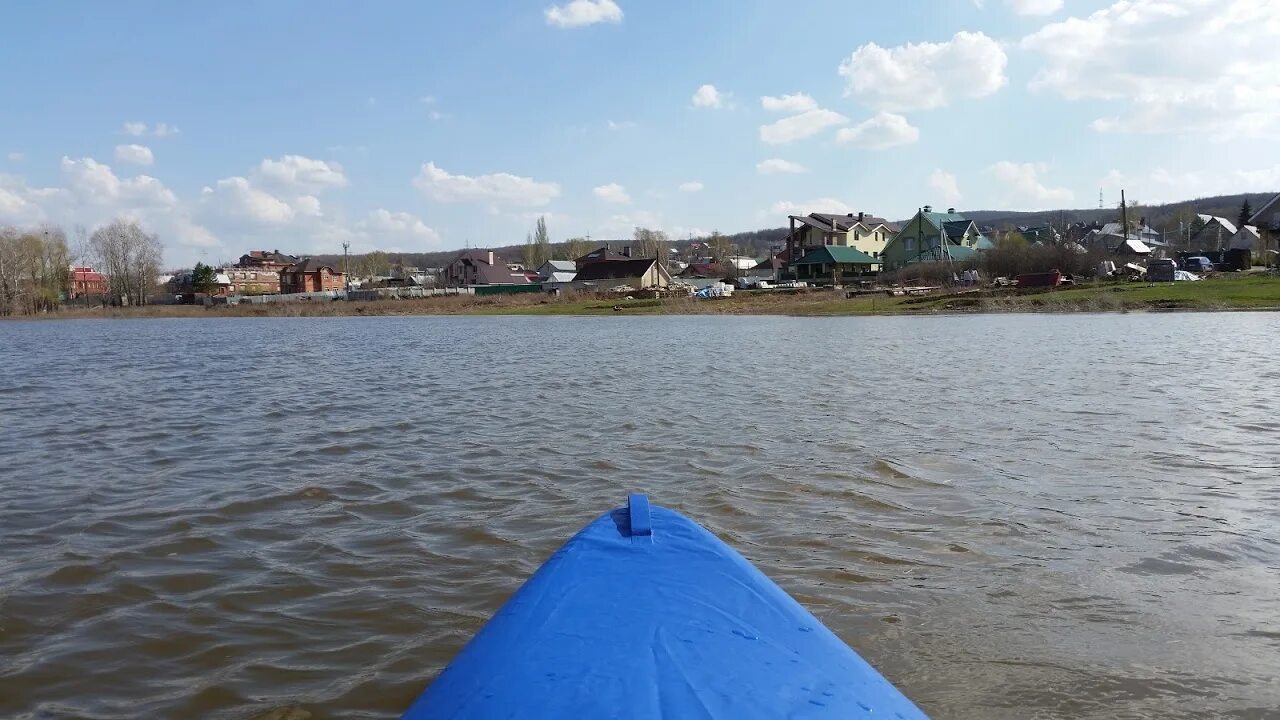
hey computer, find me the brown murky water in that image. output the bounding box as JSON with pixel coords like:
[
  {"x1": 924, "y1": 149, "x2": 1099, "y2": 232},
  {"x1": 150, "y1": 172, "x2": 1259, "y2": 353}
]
[{"x1": 1, "y1": 314, "x2": 1278, "y2": 719}]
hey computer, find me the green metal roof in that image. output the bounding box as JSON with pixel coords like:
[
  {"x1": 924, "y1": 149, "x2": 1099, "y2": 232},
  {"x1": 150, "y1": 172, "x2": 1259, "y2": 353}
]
[
  {"x1": 793, "y1": 245, "x2": 879, "y2": 266},
  {"x1": 904, "y1": 244, "x2": 979, "y2": 264}
]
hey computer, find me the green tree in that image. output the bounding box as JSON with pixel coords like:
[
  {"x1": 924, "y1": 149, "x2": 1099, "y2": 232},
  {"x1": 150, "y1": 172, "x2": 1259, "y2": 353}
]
[
  {"x1": 997, "y1": 229, "x2": 1028, "y2": 250},
  {"x1": 1238, "y1": 198, "x2": 1253, "y2": 229},
  {"x1": 533, "y1": 215, "x2": 552, "y2": 267},
  {"x1": 191, "y1": 262, "x2": 217, "y2": 294}
]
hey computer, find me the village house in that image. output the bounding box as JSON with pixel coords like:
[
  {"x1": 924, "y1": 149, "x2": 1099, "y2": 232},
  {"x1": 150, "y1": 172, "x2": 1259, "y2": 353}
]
[
  {"x1": 573, "y1": 258, "x2": 672, "y2": 290},
  {"x1": 1192, "y1": 215, "x2": 1239, "y2": 250},
  {"x1": 68, "y1": 266, "x2": 108, "y2": 299},
  {"x1": 790, "y1": 245, "x2": 879, "y2": 284},
  {"x1": 444, "y1": 250, "x2": 530, "y2": 286},
  {"x1": 236, "y1": 250, "x2": 299, "y2": 272},
  {"x1": 221, "y1": 266, "x2": 282, "y2": 294},
  {"x1": 574, "y1": 246, "x2": 634, "y2": 269},
  {"x1": 1088, "y1": 222, "x2": 1164, "y2": 250},
  {"x1": 535, "y1": 259, "x2": 577, "y2": 280},
  {"x1": 783, "y1": 212, "x2": 898, "y2": 272},
  {"x1": 279, "y1": 258, "x2": 346, "y2": 293},
  {"x1": 880, "y1": 207, "x2": 992, "y2": 271}
]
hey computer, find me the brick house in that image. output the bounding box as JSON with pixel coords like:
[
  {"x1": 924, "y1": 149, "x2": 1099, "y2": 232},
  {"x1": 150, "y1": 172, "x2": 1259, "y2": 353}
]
[
  {"x1": 69, "y1": 266, "x2": 108, "y2": 299},
  {"x1": 280, "y1": 258, "x2": 346, "y2": 293},
  {"x1": 237, "y1": 250, "x2": 299, "y2": 272},
  {"x1": 221, "y1": 267, "x2": 282, "y2": 294}
]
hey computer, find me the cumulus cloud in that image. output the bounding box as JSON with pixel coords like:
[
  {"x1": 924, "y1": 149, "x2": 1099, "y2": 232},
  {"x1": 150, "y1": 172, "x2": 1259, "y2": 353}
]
[
  {"x1": 835, "y1": 112, "x2": 920, "y2": 149},
  {"x1": 928, "y1": 169, "x2": 963, "y2": 207},
  {"x1": 1007, "y1": 0, "x2": 1063, "y2": 15},
  {"x1": 360, "y1": 208, "x2": 442, "y2": 247},
  {"x1": 413, "y1": 162, "x2": 560, "y2": 207},
  {"x1": 766, "y1": 198, "x2": 854, "y2": 218},
  {"x1": 691, "y1": 84, "x2": 725, "y2": 109},
  {"x1": 839, "y1": 31, "x2": 1008, "y2": 111},
  {"x1": 257, "y1": 155, "x2": 348, "y2": 192},
  {"x1": 678, "y1": 181, "x2": 704, "y2": 193},
  {"x1": 114, "y1": 144, "x2": 154, "y2": 166},
  {"x1": 759, "y1": 109, "x2": 848, "y2": 144},
  {"x1": 989, "y1": 161, "x2": 1073, "y2": 208},
  {"x1": 121, "y1": 121, "x2": 179, "y2": 138},
  {"x1": 545, "y1": 0, "x2": 622, "y2": 28},
  {"x1": 1021, "y1": 0, "x2": 1280, "y2": 137},
  {"x1": 756, "y1": 158, "x2": 807, "y2": 174},
  {"x1": 592, "y1": 182, "x2": 632, "y2": 204},
  {"x1": 203, "y1": 176, "x2": 297, "y2": 225},
  {"x1": 761, "y1": 93, "x2": 818, "y2": 113}
]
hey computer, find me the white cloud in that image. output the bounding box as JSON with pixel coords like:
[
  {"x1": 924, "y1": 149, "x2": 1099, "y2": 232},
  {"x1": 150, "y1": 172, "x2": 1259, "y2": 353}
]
[
  {"x1": 413, "y1": 162, "x2": 560, "y2": 207},
  {"x1": 928, "y1": 169, "x2": 963, "y2": 207},
  {"x1": 1008, "y1": 0, "x2": 1062, "y2": 15},
  {"x1": 607, "y1": 119, "x2": 637, "y2": 130},
  {"x1": 1021, "y1": 0, "x2": 1280, "y2": 137},
  {"x1": 839, "y1": 31, "x2": 1008, "y2": 111},
  {"x1": 361, "y1": 208, "x2": 442, "y2": 247},
  {"x1": 60, "y1": 157, "x2": 177, "y2": 208},
  {"x1": 257, "y1": 155, "x2": 348, "y2": 192},
  {"x1": 989, "y1": 161, "x2": 1073, "y2": 208},
  {"x1": 420, "y1": 95, "x2": 437, "y2": 104},
  {"x1": 545, "y1": 0, "x2": 622, "y2": 28},
  {"x1": 759, "y1": 108, "x2": 848, "y2": 144},
  {"x1": 203, "y1": 176, "x2": 297, "y2": 224},
  {"x1": 428, "y1": 111, "x2": 447, "y2": 121},
  {"x1": 761, "y1": 93, "x2": 818, "y2": 113},
  {"x1": 121, "y1": 121, "x2": 179, "y2": 138},
  {"x1": 835, "y1": 112, "x2": 920, "y2": 149},
  {"x1": 756, "y1": 158, "x2": 807, "y2": 174},
  {"x1": 691, "y1": 84, "x2": 725, "y2": 109},
  {"x1": 114, "y1": 144, "x2": 154, "y2": 166},
  {"x1": 766, "y1": 198, "x2": 854, "y2": 218},
  {"x1": 592, "y1": 182, "x2": 632, "y2": 204},
  {"x1": 7, "y1": 152, "x2": 24, "y2": 162},
  {"x1": 1098, "y1": 165, "x2": 1280, "y2": 204},
  {"x1": 678, "y1": 181, "x2": 704, "y2": 193}
]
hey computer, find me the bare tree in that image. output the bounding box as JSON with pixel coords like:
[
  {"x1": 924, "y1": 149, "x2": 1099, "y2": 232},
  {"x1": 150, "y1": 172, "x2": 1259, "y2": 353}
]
[
  {"x1": 634, "y1": 227, "x2": 669, "y2": 268},
  {"x1": 559, "y1": 237, "x2": 594, "y2": 262},
  {"x1": 0, "y1": 226, "x2": 21, "y2": 316},
  {"x1": 0, "y1": 225, "x2": 70, "y2": 314},
  {"x1": 89, "y1": 219, "x2": 164, "y2": 306}
]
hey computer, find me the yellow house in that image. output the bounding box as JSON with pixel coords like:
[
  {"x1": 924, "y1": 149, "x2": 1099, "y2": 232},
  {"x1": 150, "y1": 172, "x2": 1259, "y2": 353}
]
[{"x1": 783, "y1": 213, "x2": 899, "y2": 270}]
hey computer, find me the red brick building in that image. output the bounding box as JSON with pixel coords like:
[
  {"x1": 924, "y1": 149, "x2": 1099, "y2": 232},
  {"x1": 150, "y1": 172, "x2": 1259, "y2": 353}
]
[
  {"x1": 237, "y1": 250, "x2": 299, "y2": 272},
  {"x1": 280, "y1": 258, "x2": 346, "y2": 293},
  {"x1": 69, "y1": 266, "x2": 108, "y2": 299}
]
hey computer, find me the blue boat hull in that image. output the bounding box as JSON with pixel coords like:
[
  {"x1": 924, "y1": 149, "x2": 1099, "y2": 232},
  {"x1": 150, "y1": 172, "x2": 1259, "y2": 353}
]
[{"x1": 404, "y1": 495, "x2": 928, "y2": 719}]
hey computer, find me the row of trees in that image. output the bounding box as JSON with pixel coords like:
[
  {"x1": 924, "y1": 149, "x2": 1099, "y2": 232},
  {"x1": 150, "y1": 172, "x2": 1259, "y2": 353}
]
[
  {"x1": 0, "y1": 226, "x2": 71, "y2": 315},
  {"x1": 0, "y1": 219, "x2": 163, "y2": 315}
]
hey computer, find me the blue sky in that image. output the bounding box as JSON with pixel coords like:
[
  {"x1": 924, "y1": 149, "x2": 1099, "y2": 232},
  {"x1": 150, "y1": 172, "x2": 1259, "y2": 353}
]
[{"x1": 2, "y1": 0, "x2": 1278, "y2": 266}]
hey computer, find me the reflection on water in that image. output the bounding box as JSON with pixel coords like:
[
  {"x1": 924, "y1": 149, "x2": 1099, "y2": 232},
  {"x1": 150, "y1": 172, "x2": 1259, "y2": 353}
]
[{"x1": 1, "y1": 313, "x2": 1278, "y2": 719}]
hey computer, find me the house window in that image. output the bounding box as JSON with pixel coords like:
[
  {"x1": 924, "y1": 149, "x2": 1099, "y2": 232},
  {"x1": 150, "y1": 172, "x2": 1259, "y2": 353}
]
[{"x1": 905, "y1": 237, "x2": 915, "y2": 251}]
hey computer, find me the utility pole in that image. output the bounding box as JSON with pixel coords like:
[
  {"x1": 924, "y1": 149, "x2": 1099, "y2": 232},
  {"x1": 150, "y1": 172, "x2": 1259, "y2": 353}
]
[
  {"x1": 342, "y1": 242, "x2": 350, "y2": 293},
  {"x1": 1120, "y1": 189, "x2": 1129, "y2": 246}
]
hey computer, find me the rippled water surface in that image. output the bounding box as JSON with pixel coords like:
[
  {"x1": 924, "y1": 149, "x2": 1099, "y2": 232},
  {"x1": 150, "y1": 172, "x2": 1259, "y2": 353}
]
[{"x1": 1, "y1": 314, "x2": 1278, "y2": 719}]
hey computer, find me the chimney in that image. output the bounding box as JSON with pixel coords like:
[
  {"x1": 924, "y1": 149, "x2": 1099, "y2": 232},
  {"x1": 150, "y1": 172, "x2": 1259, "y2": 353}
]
[
  {"x1": 858, "y1": 212, "x2": 864, "y2": 222},
  {"x1": 622, "y1": 245, "x2": 632, "y2": 258},
  {"x1": 487, "y1": 251, "x2": 494, "y2": 265},
  {"x1": 923, "y1": 205, "x2": 932, "y2": 213},
  {"x1": 947, "y1": 207, "x2": 956, "y2": 214}
]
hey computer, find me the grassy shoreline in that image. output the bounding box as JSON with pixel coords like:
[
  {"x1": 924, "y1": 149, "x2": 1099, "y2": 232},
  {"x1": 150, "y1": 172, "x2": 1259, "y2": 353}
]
[{"x1": 9, "y1": 276, "x2": 1280, "y2": 321}]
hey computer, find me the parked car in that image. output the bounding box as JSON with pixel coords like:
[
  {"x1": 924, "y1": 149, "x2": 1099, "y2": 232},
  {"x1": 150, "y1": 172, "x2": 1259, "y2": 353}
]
[{"x1": 1182, "y1": 256, "x2": 1215, "y2": 273}]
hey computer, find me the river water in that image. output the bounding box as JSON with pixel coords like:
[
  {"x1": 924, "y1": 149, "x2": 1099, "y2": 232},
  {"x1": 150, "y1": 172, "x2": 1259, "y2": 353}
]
[{"x1": 0, "y1": 313, "x2": 1277, "y2": 719}]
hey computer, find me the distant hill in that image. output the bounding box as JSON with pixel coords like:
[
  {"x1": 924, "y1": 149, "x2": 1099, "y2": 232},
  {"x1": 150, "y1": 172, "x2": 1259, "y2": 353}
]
[{"x1": 306, "y1": 191, "x2": 1274, "y2": 270}]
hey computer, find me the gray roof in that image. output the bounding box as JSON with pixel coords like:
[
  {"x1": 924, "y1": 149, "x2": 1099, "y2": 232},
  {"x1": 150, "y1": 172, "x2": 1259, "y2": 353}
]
[
  {"x1": 283, "y1": 258, "x2": 341, "y2": 274},
  {"x1": 542, "y1": 260, "x2": 576, "y2": 272}
]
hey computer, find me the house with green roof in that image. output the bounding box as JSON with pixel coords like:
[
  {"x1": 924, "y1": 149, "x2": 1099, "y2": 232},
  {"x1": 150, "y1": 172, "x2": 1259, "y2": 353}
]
[
  {"x1": 790, "y1": 245, "x2": 878, "y2": 284},
  {"x1": 880, "y1": 207, "x2": 993, "y2": 271}
]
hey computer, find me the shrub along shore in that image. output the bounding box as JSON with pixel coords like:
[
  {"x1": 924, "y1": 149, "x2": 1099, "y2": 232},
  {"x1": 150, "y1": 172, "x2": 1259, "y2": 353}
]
[{"x1": 16, "y1": 274, "x2": 1280, "y2": 321}]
